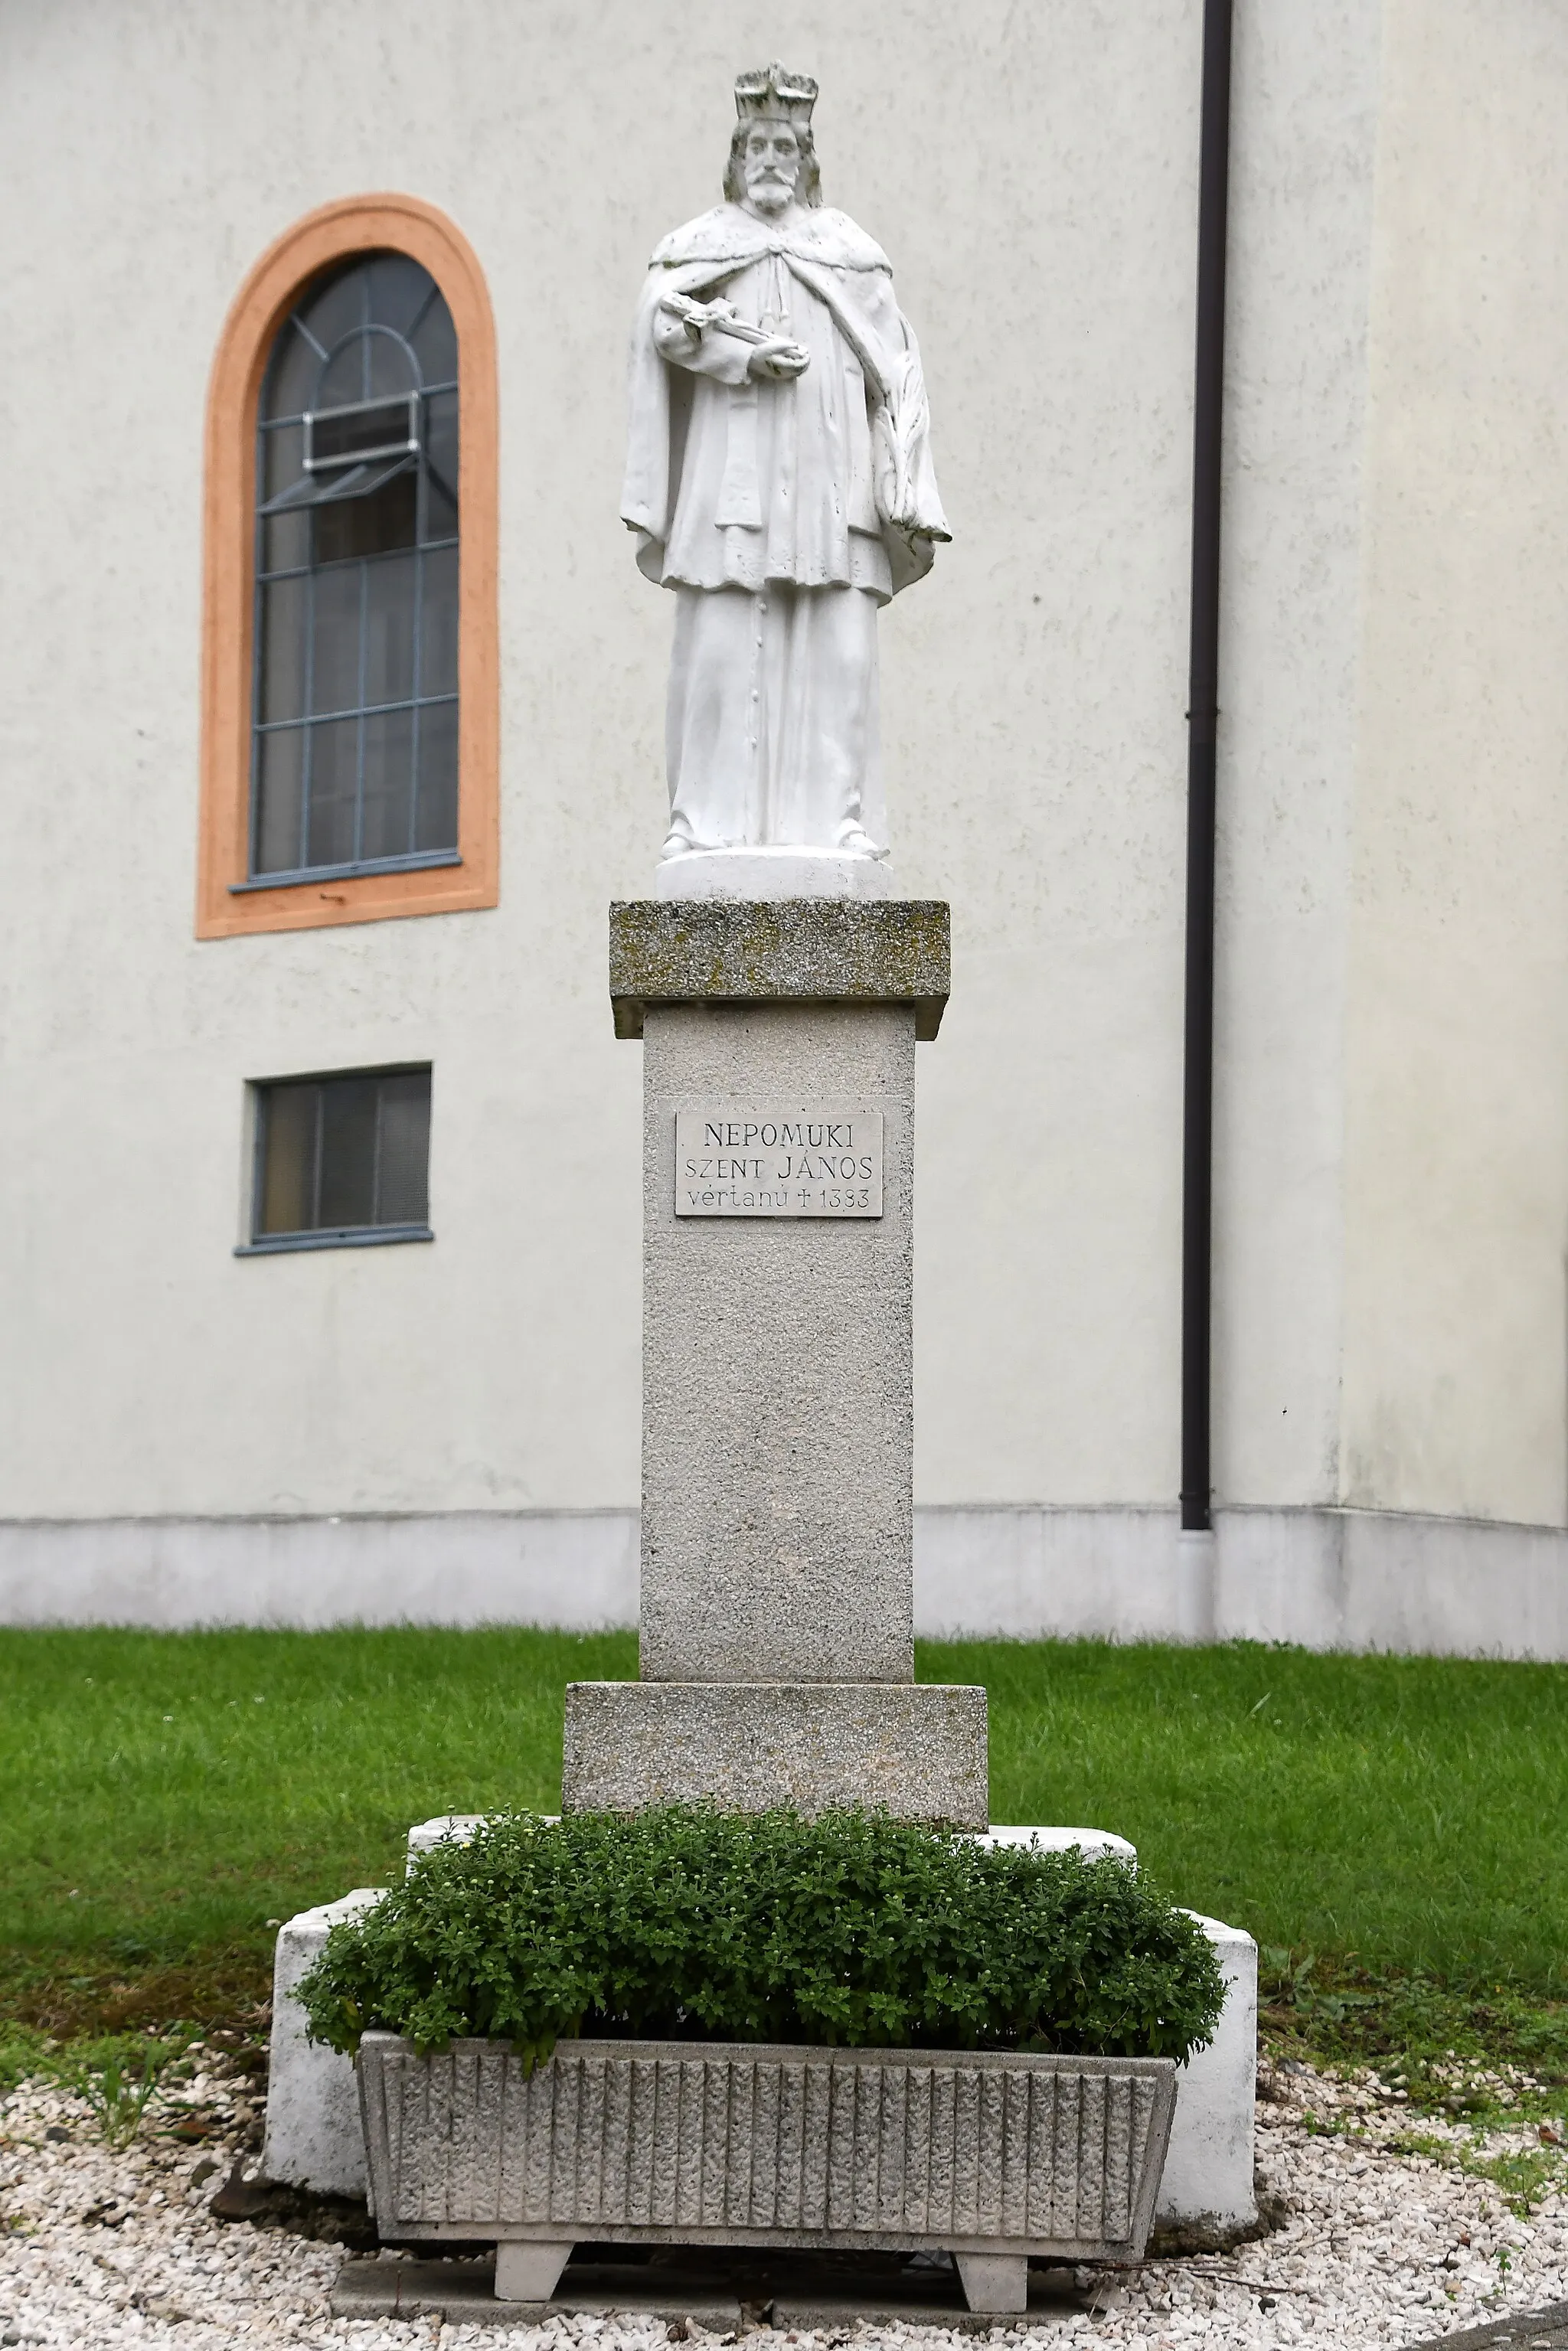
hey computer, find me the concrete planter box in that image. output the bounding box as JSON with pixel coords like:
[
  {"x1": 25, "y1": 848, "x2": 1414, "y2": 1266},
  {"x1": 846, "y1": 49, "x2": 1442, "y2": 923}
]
[{"x1": 358, "y1": 2032, "x2": 1176, "y2": 2312}]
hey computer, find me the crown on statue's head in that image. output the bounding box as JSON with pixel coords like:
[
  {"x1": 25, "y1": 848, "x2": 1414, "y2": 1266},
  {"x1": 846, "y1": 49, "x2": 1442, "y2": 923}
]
[{"x1": 733, "y1": 61, "x2": 818, "y2": 127}]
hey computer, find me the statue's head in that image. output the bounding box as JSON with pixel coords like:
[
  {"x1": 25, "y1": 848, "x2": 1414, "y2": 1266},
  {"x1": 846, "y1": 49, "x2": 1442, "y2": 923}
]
[{"x1": 724, "y1": 60, "x2": 822, "y2": 214}]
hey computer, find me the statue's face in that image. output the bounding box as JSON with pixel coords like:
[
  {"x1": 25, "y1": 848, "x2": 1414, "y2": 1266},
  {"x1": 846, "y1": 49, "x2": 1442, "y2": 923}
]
[{"x1": 742, "y1": 119, "x2": 802, "y2": 214}]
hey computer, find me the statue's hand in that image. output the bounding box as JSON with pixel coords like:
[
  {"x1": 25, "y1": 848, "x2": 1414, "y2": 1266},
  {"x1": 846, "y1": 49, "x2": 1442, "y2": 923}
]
[{"x1": 747, "y1": 336, "x2": 810, "y2": 381}]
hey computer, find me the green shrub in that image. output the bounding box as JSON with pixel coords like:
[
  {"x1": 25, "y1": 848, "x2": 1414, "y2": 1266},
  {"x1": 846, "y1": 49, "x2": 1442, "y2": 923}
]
[{"x1": 298, "y1": 1808, "x2": 1224, "y2": 2071}]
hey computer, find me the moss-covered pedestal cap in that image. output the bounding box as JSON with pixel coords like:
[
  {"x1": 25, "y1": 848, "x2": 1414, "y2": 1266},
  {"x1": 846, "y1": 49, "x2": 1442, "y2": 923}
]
[{"x1": 609, "y1": 898, "x2": 951, "y2": 1041}]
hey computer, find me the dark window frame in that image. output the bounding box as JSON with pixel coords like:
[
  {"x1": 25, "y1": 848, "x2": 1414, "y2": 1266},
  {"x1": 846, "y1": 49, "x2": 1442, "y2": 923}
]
[
  {"x1": 244, "y1": 253, "x2": 461, "y2": 890},
  {"x1": 238, "y1": 1063, "x2": 435, "y2": 1257}
]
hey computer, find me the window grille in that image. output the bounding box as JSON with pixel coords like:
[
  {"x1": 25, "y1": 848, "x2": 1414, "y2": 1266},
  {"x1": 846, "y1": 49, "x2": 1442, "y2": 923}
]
[
  {"x1": 248, "y1": 254, "x2": 460, "y2": 885},
  {"x1": 243, "y1": 1066, "x2": 433, "y2": 1254}
]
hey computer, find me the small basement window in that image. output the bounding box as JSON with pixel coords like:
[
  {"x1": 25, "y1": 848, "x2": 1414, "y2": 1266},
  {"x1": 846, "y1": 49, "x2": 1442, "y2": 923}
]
[{"x1": 241, "y1": 1066, "x2": 433, "y2": 1254}]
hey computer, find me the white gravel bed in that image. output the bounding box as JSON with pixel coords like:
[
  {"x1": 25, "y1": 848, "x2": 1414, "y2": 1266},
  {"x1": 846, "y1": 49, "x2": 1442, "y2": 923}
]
[{"x1": 4, "y1": 2051, "x2": 1568, "y2": 2349}]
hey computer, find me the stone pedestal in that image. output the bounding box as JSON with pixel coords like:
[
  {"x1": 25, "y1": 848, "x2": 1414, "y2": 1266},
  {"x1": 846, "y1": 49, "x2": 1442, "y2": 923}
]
[
  {"x1": 641, "y1": 998, "x2": 914, "y2": 1684},
  {"x1": 562, "y1": 898, "x2": 984, "y2": 1827}
]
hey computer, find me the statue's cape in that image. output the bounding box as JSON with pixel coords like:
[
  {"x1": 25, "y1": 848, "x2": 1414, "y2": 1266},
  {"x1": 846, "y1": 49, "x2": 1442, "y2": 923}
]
[
  {"x1": 622, "y1": 204, "x2": 950, "y2": 597},
  {"x1": 649, "y1": 204, "x2": 893, "y2": 273}
]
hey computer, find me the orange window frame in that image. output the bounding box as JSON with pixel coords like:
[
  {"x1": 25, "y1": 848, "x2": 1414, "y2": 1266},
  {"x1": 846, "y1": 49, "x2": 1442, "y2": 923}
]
[{"x1": 197, "y1": 194, "x2": 499, "y2": 938}]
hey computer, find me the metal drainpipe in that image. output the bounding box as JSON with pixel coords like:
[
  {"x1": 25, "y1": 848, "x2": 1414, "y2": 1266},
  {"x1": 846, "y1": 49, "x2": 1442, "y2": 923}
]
[{"x1": 1181, "y1": 0, "x2": 1235, "y2": 1535}]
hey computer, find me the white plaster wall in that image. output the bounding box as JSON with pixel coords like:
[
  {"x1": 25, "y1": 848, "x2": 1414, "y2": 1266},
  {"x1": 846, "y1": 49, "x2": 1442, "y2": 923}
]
[
  {"x1": 11, "y1": 1500, "x2": 1568, "y2": 1658},
  {"x1": 901, "y1": 5, "x2": 1199, "y2": 1508},
  {"x1": 13, "y1": 0, "x2": 1566, "y2": 1593},
  {"x1": 1209, "y1": 0, "x2": 1382, "y2": 1512},
  {"x1": 1342, "y1": 0, "x2": 1568, "y2": 1527},
  {"x1": 0, "y1": 0, "x2": 1206, "y2": 1537}
]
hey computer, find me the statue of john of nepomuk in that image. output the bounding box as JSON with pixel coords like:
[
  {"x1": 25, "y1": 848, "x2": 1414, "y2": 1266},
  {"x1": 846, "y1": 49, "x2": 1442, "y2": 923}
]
[{"x1": 622, "y1": 63, "x2": 949, "y2": 880}]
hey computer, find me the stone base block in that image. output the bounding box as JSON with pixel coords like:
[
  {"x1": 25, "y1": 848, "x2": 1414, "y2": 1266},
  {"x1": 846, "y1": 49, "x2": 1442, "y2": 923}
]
[
  {"x1": 560, "y1": 1680, "x2": 988, "y2": 1828},
  {"x1": 495, "y1": 2242, "x2": 573, "y2": 2300},
  {"x1": 953, "y1": 2254, "x2": 1027, "y2": 2313},
  {"x1": 1153, "y1": 1913, "x2": 1258, "y2": 2240},
  {"x1": 258, "y1": 1889, "x2": 385, "y2": 2198}
]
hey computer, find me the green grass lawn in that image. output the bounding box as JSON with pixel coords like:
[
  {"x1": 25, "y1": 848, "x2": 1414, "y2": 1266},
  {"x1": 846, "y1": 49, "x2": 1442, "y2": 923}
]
[{"x1": 4, "y1": 1628, "x2": 1566, "y2": 2065}]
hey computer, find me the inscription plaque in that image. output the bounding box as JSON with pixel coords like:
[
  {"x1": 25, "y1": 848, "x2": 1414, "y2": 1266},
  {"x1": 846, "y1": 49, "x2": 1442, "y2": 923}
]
[{"x1": 675, "y1": 1105, "x2": 884, "y2": 1218}]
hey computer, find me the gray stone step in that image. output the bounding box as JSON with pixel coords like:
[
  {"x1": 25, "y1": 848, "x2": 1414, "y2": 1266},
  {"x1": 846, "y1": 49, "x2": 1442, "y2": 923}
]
[{"x1": 330, "y1": 2248, "x2": 1115, "y2": 2330}]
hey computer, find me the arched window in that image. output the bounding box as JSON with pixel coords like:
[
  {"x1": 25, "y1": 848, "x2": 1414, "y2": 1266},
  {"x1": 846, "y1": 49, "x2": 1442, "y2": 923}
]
[
  {"x1": 198, "y1": 197, "x2": 497, "y2": 939},
  {"x1": 253, "y1": 254, "x2": 460, "y2": 881}
]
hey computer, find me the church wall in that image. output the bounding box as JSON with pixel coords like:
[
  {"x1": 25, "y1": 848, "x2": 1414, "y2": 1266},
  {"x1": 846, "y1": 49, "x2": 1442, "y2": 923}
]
[
  {"x1": 0, "y1": 2, "x2": 1205, "y2": 1552},
  {"x1": 5, "y1": 0, "x2": 1566, "y2": 1646},
  {"x1": 1341, "y1": 0, "x2": 1568, "y2": 1528}
]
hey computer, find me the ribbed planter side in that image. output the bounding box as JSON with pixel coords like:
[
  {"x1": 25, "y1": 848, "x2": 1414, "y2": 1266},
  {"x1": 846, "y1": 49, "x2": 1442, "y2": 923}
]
[{"x1": 358, "y1": 2036, "x2": 1176, "y2": 2263}]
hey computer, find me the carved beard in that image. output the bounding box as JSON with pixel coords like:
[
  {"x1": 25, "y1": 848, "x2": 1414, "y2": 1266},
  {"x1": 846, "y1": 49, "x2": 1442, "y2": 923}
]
[{"x1": 748, "y1": 170, "x2": 795, "y2": 198}]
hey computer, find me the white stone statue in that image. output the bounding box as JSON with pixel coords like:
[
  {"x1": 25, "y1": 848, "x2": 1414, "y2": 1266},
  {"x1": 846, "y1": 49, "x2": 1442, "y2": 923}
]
[{"x1": 622, "y1": 63, "x2": 949, "y2": 895}]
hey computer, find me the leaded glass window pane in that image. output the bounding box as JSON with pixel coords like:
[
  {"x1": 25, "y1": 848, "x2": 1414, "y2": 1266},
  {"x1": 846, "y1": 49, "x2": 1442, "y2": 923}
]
[
  {"x1": 250, "y1": 253, "x2": 459, "y2": 883},
  {"x1": 254, "y1": 725, "x2": 304, "y2": 877}
]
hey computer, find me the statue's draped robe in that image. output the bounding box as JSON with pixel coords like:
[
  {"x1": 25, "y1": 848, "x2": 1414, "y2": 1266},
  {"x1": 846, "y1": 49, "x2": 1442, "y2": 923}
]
[{"x1": 622, "y1": 205, "x2": 948, "y2": 856}]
